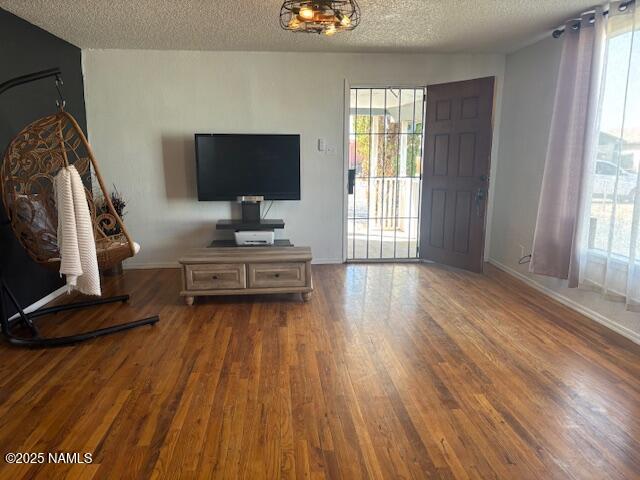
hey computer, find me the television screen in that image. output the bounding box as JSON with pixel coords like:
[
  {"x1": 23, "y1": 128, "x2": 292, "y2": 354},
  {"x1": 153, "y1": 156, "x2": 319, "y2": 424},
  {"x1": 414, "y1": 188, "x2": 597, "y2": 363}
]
[{"x1": 195, "y1": 134, "x2": 300, "y2": 201}]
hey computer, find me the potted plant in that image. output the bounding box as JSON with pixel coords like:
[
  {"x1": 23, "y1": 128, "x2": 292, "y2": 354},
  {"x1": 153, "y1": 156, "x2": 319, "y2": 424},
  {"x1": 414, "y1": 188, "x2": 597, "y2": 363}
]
[{"x1": 96, "y1": 186, "x2": 127, "y2": 276}]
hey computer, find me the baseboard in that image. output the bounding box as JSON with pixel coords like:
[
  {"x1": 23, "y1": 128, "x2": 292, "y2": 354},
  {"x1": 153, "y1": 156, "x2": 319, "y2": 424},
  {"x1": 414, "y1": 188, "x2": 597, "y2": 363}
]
[
  {"x1": 123, "y1": 262, "x2": 180, "y2": 270},
  {"x1": 311, "y1": 258, "x2": 343, "y2": 265},
  {"x1": 488, "y1": 258, "x2": 640, "y2": 346},
  {"x1": 8, "y1": 284, "x2": 68, "y2": 321}
]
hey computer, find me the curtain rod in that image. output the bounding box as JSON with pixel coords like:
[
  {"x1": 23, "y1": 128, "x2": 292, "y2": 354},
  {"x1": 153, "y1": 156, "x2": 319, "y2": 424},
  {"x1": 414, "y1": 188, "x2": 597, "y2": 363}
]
[{"x1": 552, "y1": 0, "x2": 635, "y2": 38}]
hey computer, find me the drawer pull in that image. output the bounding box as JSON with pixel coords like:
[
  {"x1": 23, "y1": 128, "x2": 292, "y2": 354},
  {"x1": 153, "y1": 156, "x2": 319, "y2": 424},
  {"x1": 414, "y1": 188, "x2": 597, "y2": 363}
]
[
  {"x1": 274, "y1": 273, "x2": 280, "y2": 278},
  {"x1": 212, "y1": 275, "x2": 218, "y2": 280}
]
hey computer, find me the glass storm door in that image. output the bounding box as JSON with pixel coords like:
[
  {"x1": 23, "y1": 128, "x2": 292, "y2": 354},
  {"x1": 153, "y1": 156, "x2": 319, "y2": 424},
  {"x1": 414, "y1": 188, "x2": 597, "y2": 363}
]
[{"x1": 347, "y1": 87, "x2": 425, "y2": 260}]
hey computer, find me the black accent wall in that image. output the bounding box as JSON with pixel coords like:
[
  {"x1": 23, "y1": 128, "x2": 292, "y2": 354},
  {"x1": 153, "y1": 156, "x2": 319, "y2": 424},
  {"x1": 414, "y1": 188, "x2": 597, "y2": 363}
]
[{"x1": 0, "y1": 8, "x2": 87, "y2": 314}]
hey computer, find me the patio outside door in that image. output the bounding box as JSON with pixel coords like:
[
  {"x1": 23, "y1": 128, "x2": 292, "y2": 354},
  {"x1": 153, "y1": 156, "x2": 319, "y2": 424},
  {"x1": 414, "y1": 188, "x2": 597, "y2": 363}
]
[{"x1": 346, "y1": 87, "x2": 425, "y2": 260}]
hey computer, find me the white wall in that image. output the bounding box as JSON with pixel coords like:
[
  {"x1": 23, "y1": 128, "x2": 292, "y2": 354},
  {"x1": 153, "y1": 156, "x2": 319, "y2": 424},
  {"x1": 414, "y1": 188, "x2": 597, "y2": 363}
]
[
  {"x1": 82, "y1": 49, "x2": 505, "y2": 266},
  {"x1": 490, "y1": 37, "x2": 640, "y2": 344}
]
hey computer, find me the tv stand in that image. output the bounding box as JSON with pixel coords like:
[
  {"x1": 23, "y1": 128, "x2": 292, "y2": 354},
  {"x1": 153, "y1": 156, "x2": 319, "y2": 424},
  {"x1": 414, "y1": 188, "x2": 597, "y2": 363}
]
[
  {"x1": 179, "y1": 245, "x2": 313, "y2": 304},
  {"x1": 183, "y1": 216, "x2": 312, "y2": 303}
]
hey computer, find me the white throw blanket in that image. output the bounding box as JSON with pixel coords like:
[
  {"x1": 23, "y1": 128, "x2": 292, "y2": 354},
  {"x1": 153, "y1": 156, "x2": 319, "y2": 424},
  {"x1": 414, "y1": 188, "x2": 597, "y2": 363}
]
[{"x1": 54, "y1": 165, "x2": 101, "y2": 296}]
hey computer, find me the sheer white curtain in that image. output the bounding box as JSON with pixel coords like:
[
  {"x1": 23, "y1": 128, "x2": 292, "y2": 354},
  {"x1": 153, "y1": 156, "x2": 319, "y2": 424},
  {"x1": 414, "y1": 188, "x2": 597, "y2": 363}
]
[{"x1": 577, "y1": 1, "x2": 640, "y2": 310}]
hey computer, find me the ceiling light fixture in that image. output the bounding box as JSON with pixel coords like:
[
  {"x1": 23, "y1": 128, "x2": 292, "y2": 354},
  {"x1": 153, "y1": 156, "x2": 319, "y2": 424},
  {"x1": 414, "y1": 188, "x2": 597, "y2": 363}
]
[{"x1": 280, "y1": 1, "x2": 361, "y2": 36}]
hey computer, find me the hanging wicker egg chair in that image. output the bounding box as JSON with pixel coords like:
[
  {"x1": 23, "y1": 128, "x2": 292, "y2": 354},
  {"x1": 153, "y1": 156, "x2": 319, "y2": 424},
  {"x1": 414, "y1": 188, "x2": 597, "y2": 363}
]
[
  {"x1": 1, "y1": 111, "x2": 137, "y2": 271},
  {"x1": 0, "y1": 68, "x2": 158, "y2": 347}
]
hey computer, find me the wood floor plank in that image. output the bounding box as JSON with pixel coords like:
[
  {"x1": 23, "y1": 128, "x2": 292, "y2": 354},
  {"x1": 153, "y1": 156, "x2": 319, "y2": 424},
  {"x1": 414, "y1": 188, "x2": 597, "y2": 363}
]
[{"x1": 0, "y1": 263, "x2": 638, "y2": 479}]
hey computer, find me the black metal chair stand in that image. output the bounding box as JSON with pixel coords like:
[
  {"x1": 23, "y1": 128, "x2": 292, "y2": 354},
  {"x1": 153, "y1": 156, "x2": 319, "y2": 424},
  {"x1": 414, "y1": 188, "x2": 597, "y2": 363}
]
[{"x1": 0, "y1": 271, "x2": 159, "y2": 348}]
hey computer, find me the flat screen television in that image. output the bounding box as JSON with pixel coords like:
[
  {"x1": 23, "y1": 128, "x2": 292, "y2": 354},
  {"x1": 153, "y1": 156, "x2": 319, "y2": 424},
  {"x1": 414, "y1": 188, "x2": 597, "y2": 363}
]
[{"x1": 195, "y1": 133, "x2": 301, "y2": 201}]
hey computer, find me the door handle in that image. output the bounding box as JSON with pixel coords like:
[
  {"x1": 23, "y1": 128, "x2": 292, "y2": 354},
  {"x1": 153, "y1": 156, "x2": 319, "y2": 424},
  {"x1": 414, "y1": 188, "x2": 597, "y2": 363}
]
[
  {"x1": 475, "y1": 189, "x2": 487, "y2": 217},
  {"x1": 348, "y1": 169, "x2": 356, "y2": 194}
]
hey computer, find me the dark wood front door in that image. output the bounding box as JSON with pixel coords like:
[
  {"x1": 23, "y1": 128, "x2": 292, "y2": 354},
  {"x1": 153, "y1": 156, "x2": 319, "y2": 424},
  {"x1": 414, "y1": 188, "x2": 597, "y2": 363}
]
[{"x1": 419, "y1": 77, "x2": 495, "y2": 272}]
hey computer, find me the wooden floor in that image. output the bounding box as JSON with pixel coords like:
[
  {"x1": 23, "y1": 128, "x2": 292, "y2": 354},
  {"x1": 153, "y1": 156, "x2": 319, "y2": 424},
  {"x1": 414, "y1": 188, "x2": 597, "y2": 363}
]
[{"x1": 0, "y1": 263, "x2": 639, "y2": 479}]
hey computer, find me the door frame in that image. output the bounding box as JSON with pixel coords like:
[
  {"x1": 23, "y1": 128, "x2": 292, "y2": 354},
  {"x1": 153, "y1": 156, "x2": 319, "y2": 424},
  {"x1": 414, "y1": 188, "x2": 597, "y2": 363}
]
[
  {"x1": 341, "y1": 78, "x2": 500, "y2": 267},
  {"x1": 341, "y1": 81, "x2": 428, "y2": 263}
]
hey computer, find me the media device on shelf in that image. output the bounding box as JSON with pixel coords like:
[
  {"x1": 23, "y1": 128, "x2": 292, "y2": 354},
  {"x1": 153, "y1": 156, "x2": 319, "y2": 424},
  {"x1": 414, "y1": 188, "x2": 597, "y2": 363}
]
[
  {"x1": 194, "y1": 133, "x2": 301, "y2": 246},
  {"x1": 234, "y1": 230, "x2": 275, "y2": 246}
]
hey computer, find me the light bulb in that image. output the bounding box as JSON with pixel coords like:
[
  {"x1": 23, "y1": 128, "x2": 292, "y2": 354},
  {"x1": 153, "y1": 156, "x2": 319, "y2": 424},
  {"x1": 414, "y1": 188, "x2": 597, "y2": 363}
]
[
  {"x1": 324, "y1": 24, "x2": 337, "y2": 36},
  {"x1": 299, "y1": 5, "x2": 314, "y2": 20},
  {"x1": 336, "y1": 12, "x2": 351, "y2": 27},
  {"x1": 288, "y1": 16, "x2": 301, "y2": 29}
]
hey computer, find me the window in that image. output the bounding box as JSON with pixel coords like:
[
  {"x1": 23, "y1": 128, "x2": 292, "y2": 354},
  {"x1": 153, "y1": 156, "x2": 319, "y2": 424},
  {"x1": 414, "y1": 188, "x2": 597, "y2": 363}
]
[
  {"x1": 579, "y1": 3, "x2": 640, "y2": 305},
  {"x1": 585, "y1": 13, "x2": 640, "y2": 259}
]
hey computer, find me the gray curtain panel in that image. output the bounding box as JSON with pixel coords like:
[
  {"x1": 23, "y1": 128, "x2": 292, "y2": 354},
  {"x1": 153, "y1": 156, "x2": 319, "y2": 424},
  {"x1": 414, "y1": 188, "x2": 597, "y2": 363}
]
[{"x1": 530, "y1": 9, "x2": 605, "y2": 285}]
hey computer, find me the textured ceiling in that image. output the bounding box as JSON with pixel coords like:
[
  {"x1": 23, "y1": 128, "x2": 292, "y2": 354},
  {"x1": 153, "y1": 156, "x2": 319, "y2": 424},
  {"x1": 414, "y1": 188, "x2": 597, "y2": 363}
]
[{"x1": 0, "y1": 0, "x2": 597, "y2": 53}]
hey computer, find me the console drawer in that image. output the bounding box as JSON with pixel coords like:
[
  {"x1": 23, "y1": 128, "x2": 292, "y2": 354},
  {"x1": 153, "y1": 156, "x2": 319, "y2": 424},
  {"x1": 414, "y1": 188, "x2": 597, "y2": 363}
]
[
  {"x1": 248, "y1": 262, "x2": 306, "y2": 288},
  {"x1": 185, "y1": 263, "x2": 246, "y2": 290}
]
